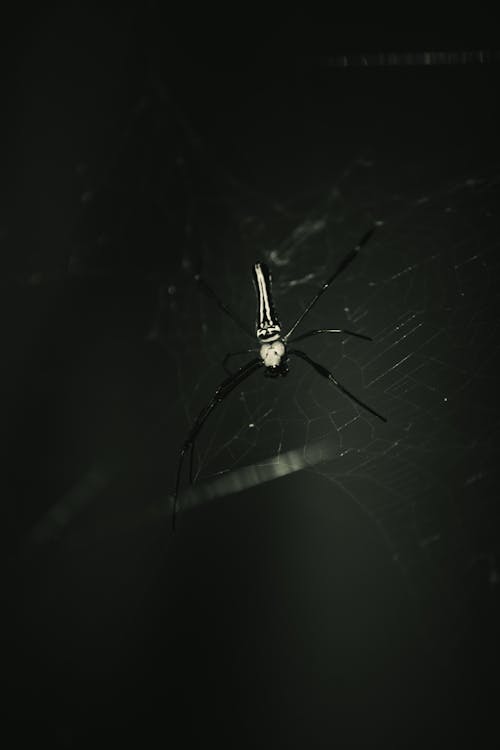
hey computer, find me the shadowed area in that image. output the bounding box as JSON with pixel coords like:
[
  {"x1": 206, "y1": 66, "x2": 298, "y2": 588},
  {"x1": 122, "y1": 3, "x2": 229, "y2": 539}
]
[{"x1": 3, "y1": 12, "x2": 500, "y2": 747}]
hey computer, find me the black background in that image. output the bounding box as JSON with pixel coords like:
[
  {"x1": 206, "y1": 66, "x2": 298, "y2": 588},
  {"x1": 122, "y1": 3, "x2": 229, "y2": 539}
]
[{"x1": 4, "y1": 10, "x2": 500, "y2": 747}]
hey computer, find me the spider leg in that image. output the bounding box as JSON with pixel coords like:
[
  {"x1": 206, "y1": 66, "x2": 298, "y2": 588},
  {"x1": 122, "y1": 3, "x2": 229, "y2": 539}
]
[
  {"x1": 173, "y1": 357, "x2": 263, "y2": 530},
  {"x1": 222, "y1": 349, "x2": 258, "y2": 374},
  {"x1": 195, "y1": 274, "x2": 255, "y2": 340},
  {"x1": 289, "y1": 328, "x2": 372, "y2": 345},
  {"x1": 189, "y1": 439, "x2": 196, "y2": 484},
  {"x1": 289, "y1": 348, "x2": 387, "y2": 422},
  {"x1": 284, "y1": 225, "x2": 377, "y2": 340},
  {"x1": 187, "y1": 351, "x2": 254, "y2": 481}
]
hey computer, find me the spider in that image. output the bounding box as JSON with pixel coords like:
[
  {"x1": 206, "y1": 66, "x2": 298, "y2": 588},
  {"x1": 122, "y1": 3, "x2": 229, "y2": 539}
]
[{"x1": 172, "y1": 226, "x2": 386, "y2": 530}]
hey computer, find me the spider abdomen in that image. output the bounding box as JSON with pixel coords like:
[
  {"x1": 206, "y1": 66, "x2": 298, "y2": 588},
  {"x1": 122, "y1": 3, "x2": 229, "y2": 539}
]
[{"x1": 253, "y1": 262, "x2": 282, "y2": 342}]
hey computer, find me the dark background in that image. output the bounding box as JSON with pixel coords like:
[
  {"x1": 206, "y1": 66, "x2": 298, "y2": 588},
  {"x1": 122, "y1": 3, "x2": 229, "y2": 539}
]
[{"x1": 4, "y1": 10, "x2": 500, "y2": 747}]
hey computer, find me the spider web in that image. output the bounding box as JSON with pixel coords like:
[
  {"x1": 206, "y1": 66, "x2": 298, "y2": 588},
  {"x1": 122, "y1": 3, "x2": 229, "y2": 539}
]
[
  {"x1": 159, "y1": 119, "x2": 500, "y2": 654},
  {"x1": 7, "y1": 13, "x2": 500, "y2": 742},
  {"x1": 13, "y1": 46, "x2": 500, "y2": 680}
]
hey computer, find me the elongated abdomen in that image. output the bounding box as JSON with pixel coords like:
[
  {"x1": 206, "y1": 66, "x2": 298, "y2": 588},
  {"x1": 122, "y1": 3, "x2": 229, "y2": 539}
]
[{"x1": 252, "y1": 262, "x2": 282, "y2": 342}]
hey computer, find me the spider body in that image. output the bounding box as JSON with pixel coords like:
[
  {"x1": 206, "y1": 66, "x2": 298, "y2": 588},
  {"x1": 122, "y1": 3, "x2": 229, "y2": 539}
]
[
  {"x1": 253, "y1": 261, "x2": 282, "y2": 342},
  {"x1": 259, "y1": 339, "x2": 288, "y2": 375},
  {"x1": 253, "y1": 262, "x2": 289, "y2": 376},
  {"x1": 173, "y1": 226, "x2": 386, "y2": 529}
]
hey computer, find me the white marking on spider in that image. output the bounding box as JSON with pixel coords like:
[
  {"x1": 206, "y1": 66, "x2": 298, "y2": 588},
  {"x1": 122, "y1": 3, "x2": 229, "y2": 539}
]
[{"x1": 259, "y1": 340, "x2": 286, "y2": 368}]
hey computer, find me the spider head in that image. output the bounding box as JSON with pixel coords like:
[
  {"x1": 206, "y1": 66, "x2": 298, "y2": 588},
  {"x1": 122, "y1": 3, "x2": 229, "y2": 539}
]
[
  {"x1": 260, "y1": 340, "x2": 288, "y2": 377},
  {"x1": 264, "y1": 360, "x2": 289, "y2": 378}
]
